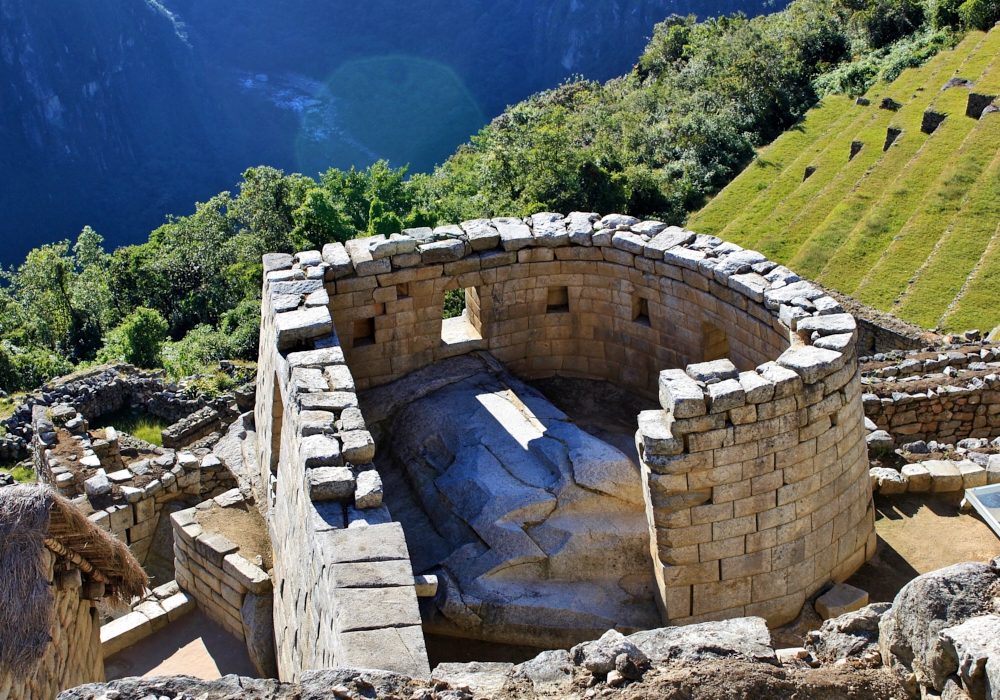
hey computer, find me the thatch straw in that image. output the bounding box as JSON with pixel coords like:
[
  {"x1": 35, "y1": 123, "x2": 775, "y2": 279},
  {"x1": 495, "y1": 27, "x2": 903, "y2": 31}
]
[{"x1": 0, "y1": 484, "x2": 148, "y2": 677}]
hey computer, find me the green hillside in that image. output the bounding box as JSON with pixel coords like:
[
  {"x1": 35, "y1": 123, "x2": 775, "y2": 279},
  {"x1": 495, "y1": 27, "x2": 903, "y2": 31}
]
[{"x1": 688, "y1": 27, "x2": 1000, "y2": 333}]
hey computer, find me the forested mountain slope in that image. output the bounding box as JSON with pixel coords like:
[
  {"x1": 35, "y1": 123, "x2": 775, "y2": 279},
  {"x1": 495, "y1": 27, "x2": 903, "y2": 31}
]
[
  {"x1": 0, "y1": 0, "x2": 783, "y2": 265},
  {"x1": 687, "y1": 26, "x2": 1000, "y2": 333}
]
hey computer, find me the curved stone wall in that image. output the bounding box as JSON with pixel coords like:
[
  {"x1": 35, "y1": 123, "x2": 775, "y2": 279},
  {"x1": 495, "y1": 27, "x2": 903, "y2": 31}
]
[{"x1": 254, "y1": 211, "x2": 877, "y2": 678}]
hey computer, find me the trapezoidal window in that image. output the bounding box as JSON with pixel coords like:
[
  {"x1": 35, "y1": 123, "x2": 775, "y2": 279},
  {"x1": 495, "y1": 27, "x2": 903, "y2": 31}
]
[
  {"x1": 441, "y1": 287, "x2": 483, "y2": 346},
  {"x1": 702, "y1": 321, "x2": 730, "y2": 362},
  {"x1": 632, "y1": 295, "x2": 651, "y2": 327},
  {"x1": 353, "y1": 317, "x2": 375, "y2": 348},
  {"x1": 546, "y1": 286, "x2": 569, "y2": 313}
]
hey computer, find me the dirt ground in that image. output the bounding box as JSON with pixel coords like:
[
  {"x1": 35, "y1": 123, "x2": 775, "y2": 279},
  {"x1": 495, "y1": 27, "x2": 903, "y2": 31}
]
[
  {"x1": 847, "y1": 492, "x2": 1000, "y2": 604},
  {"x1": 195, "y1": 502, "x2": 273, "y2": 570},
  {"x1": 104, "y1": 608, "x2": 259, "y2": 681}
]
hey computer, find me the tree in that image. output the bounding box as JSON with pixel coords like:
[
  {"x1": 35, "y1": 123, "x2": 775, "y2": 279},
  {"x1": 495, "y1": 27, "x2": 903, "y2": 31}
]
[
  {"x1": 367, "y1": 198, "x2": 404, "y2": 236},
  {"x1": 99, "y1": 308, "x2": 169, "y2": 368}
]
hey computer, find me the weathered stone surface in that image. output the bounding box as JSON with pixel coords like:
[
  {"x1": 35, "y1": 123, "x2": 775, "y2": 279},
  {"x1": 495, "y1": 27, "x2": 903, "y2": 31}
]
[
  {"x1": 659, "y1": 369, "x2": 707, "y2": 418},
  {"x1": 939, "y1": 614, "x2": 1000, "y2": 700},
  {"x1": 83, "y1": 473, "x2": 110, "y2": 496},
  {"x1": 880, "y1": 562, "x2": 1000, "y2": 697},
  {"x1": 342, "y1": 430, "x2": 376, "y2": 465},
  {"x1": 686, "y1": 359, "x2": 739, "y2": 384},
  {"x1": 100, "y1": 611, "x2": 152, "y2": 658},
  {"x1": 925, "y1": 460, "x2": 964, "y2": 493},
  {"x1": 60, "y1": 676, "x2": 298, "y2": 700},
  {"x1": 434, "y1": 661, "x2": 515, "y2": 694},
  {"x1": 637, "y1": 410, "x2": 683, "y2": 456},
  {"x1": 777, "y1": 346, "x2": 845, "y2": 384},
  {"x1": 807, "y1": 603, "x2": 890, "y2": 662},
  {"x1": 308, "y1": 467, "x2": 355, "y2": 502},
  {"x1": 241, "y1": 591, "x2": 278, "y2": 679},
  {"x1": 815, "y1": 584, "x2": 869, "y2": 619},
  {"x1": 571, "y1": 629, "x2": 649, "y2": 675},
  {"x1": 493, "y1": 217, "x2": 533, "y2": 251},
  {"x1": 871, "y1": 467, "x2": 907, "y2": 495},
  {"x1": 355, "y1": 469, "x2": 384, "y2": 509},
  {"x1": 902, "y1": 463, "x2": 931, "y2": 492},
  {"x1": 514, "y1": 649, "x2": 574, "y2": 689},
  {"x1": 866, "y1": 430, "x2": 895, "y2": 450},
  {"x1": 628, "y1": 617, "x2": 777, "y2": 665},
  {"x1": 380, "y1": 366, "x2": 658, "y2": 645},
  {"x1": 707, "y1": 379, "x2": 746, "y2": 413},
  {"x1": 796, "y1": 314, "x2": 857, "y2": 337}
]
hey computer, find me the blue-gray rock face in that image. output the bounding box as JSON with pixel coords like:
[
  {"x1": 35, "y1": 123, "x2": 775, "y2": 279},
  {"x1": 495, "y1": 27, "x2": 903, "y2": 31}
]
[{"x1": 385, "y1": 367, "x2": 659, "y2": 646}]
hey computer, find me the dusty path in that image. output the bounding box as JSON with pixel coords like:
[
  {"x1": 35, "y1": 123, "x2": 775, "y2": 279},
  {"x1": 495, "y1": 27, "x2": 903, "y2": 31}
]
[
  {"x1": 848, "y1": 493, "x2": 1000, "y2": 603},
  {"x1": 104, "y1": 608, "x2": 259, "y2": 681}
]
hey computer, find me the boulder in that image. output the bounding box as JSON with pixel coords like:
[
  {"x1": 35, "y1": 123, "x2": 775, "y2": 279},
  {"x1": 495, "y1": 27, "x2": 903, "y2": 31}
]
[
  {"x1": 627, "y1": 616, "x2": 777, "y2": 665},
  {"x1": 433, "y1": 661, "x2": 513, "y2": 695},
  {"x1": 871, "y1": 467, "x2": 908, "y2": 495},
  {"x1": 880, "y1": 561, "x2": 1000, "y2": 697},
  {"x1": 378, "y1": 357, "x2": 659, "y2": 645},
  {"x1": 867, "y1": 431, "x2": 895, "y2": 450},
  {"x1": 807, "y1": 603, "x2": 890, "y2": 662},
  {"x1": 513, "y1": 649, "x2": 574, "y2": 690},
  {"x1": 570, "y1": 629, "x2": 649, "y2": 676},
  {"x1": 939, "y1": 614, "x2": 1000, "y2": 700}
]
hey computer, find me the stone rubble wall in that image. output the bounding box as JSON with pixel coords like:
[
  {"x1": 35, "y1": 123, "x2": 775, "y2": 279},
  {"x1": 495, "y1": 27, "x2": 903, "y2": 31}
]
[
  {"x1": 32, "y1": 408, "x2": 237, "y2": 565},
  {"x1": 254, "y1": 261, "x2": 429, "y2": 682},
  {"x1": 170, "y1": 493, "x2": 276, "y2": 676},
  {"x1": 255, "y1": 210, "x2": 875, "y2": 668},
  {"x1": 2, "y1": 364, "x2": 245, "y2": 461},
  {"x1": 0, "y1": 550, "x2": 104, "y2": 700},
  {"x1": 861, "y1": 347, "x2": 1000, "y2": 445}
]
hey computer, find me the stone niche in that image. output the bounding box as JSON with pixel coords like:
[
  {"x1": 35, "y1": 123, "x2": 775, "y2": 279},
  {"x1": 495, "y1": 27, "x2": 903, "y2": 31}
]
[{"x1": 254, "y1": 212, "x2": 876, "y2": 679}]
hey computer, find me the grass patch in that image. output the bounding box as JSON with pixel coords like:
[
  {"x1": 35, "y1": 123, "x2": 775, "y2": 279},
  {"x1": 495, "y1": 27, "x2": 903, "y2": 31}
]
[
  {"x1": 91, "y1": 408, "x2": 169, "y2": 447},
  {"x1": 687, "y1": 95, "x2": 855, "y2": 237},
  {"x1": 942, "y1": 222, "x2": 1000, "y2": 333},
  {"x1": 709, "y1": 41, "x2": 958, "y2": 262},
  {"x1": 816, "y1": 85, "x2": 977, "y2": 292},
  {"x1": 1, "y1": 465, "x2": 36, "y2": 483},
  {"x1": 710, "y1": 99, "x2": 868, "y2": 250},
  {"x1": 896, "y1": 146, "x2": 1000, "y2": 328}
]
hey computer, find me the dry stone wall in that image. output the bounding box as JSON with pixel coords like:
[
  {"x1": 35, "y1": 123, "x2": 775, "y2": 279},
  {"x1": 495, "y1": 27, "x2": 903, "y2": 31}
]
[
  {"x1": 254, "y1": 209, "x2": 876, "y2": 674},
  {"x1": 860, "y1": 346, "x2": 1000, "y2": 445},
  {"x1": 255, "y1": 266, "x2": 430, "y2": 682},
  {"x1": 170, "y1": 492, "x2": 276, "y2": 676},
  {"x1": 0, "y1": 550, "x2": 104, "y2": 700}
]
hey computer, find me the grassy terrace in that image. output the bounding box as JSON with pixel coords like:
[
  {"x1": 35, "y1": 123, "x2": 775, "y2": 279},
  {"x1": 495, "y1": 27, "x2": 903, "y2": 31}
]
[
  {"x1": 688, "y1": 94, "x2": 856, "y2": 238},
  {"x1": 896, "y1": 147, "x2": 1000, "y2": 328},
  {"x1": 853, "y1": 104, "x2": 1000, "y2": 310},
  {"x1": 705, "y1": 99, "x2": 867, "y2": 248},
  {"x1": 816, "y1": 43, "x2": 998, "y2": 292},
  {"x1": 786, "y1": 33, "x2": 983, "y2": 278},
  {"x1": 744, "y1": 42, "x2": 960, "y2": 263},
  {"x1": 685, "y1": 27, "x2": 1000, "y2": 333}
]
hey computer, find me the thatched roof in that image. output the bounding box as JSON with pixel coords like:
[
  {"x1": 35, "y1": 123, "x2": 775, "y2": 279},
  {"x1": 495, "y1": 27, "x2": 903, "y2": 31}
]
[{"x1": 0, "y1": 484, "x2": 148, "y2": 675}]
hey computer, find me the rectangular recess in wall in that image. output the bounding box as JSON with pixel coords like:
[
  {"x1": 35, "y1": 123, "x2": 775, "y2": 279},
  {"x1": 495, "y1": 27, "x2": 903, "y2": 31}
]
[
  {"x1": 353, "y1": 317, "x2": 375, "y2": 348},
  {"x1": 632, "y1": 296, "x2": 651, "y2": 327},
  {"x1": 546, "y1": 286, "x2": 569, "y2": 313}
]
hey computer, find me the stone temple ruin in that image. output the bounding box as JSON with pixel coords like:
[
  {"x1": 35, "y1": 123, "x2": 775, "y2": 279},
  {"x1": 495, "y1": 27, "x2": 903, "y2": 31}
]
[{"x1": 251, "y1": 211, "x2": 877, "y2": 679}]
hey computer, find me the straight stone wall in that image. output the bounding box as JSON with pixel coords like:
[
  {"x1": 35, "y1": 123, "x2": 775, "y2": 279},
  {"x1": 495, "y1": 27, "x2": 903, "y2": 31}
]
[
  {"x1": 0, "y1": 550, "x2": 103, "y2": 700},
  {"x1": 254, "y1": 265, "x2": 430, "y2": 682},
  {"x1": 170, "y1": 497, "x2": 276, "y2": 676},
  {"x1": 860, "y1": 346, "x2": 1000, "y2": 444},
  {"x1": 258, "y1": 211, "x2": 875, "y2": 648}
]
